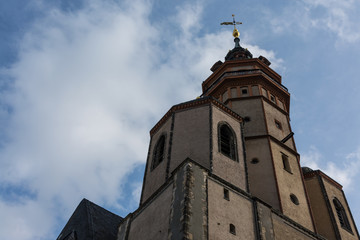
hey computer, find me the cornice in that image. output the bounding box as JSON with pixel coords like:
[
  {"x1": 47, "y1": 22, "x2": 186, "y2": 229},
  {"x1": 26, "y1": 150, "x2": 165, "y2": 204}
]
[
  {"x1": 224, "y1": 95, "x2": 289, "y2": 116},
  {"x1": 202, "y1": 58, "x2": 282, "y2": 92},
  {"x1": 245, "y1": 135, "x2": 299, "y2": 157},
  {"x1": 303, "y1": 170, "x2": 343, "y2": 190},
  {"x1": 149, "y1": 97, "x2": 243, "y2": 136},
  {"x1": 203, "y1": 73, "x2": 290, "y2": 112},
  {"x1": 213, "y1": 72, "x2": 288, "y2": 96}
]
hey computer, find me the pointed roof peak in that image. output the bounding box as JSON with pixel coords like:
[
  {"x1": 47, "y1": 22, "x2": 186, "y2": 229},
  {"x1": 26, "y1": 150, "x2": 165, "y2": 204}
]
[
  {"x1": 225, "y1": 37, "x2": 253, "y2": 61},
  {"x1": 221, "y1": 15, "x2": 252, "y2": 61}
]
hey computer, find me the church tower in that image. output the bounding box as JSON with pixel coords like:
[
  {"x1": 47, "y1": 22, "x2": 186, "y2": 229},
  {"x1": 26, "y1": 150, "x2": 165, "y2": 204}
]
[
  {"x1": 57, "y1": 17, "x2": 359, "y2": 240},
  {"x1": 201, "y1": 35, "x2": 315, "y2": 230}
]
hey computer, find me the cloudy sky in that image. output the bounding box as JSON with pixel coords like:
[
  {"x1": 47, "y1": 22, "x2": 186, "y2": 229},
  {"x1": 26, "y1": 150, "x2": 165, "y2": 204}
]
[{"x1": 1, "y1": 0, "x2": 360, "y2": 239}]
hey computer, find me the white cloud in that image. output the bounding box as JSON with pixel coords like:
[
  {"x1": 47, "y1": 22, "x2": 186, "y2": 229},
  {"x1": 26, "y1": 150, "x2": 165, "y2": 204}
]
[
  {"x1": 268, "y1": 0, "x2": 360, "y2": 43},
  {"x1": 0, "y1": 1, "x2": 285, "y2": 239},
  {"x1": 301, "y1": 146, "x2": 360, "y2": 189},
  {"x1": 175, "y1": 1, "x2": 204, "y2": 38},
  {"x1": 0, "y1": 199, "x2": 54, "y2": 240},
  {"x1": 300, "y1": 145, "x2": 322, "y2": 170},
  {"x1": 131, "y1": 182, "x2": 143, "y2": 204},
  {"x1": 244, "y1": 43, "x2": 285, "y2": 73}
]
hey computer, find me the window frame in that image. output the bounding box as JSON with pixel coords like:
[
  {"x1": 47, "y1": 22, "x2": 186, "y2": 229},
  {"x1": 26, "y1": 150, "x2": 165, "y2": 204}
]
[
  {"x1": 229, "y1": 223, "x2": 236, "y2": 235},
  {"x1": 229, "y1": 224, "x2": 236, "y2": 235},
  {"x1": 240, "y1": 86, "x2": 249, "y2": 96},
  {"x1": 281, "y1": 153, "x2": 292, "y2": 173},
  {"x1": 270, "y1": 94, "x2": 276, "y2": 104},
  {"x1": 333, "y1": 198, "x2": 352, "y2": 233},
  {"x1": 218, "y1": 123, "x2": 238, "y2": 161},
  {"x1": 290, "y1": 193, "x2": 299, "y2": 205},
  {"x1": 224, "y1": 188, "x2": 230, "y2": 201},
  {"x1": 275, "y1": 119, "x2": 282, "y2": 130},
  {"x1": 151, "y1": 134, "x2": 166, "y2": 171},
  {"x1": 251, "y1": 158, "x2": 259, "y2": 164}
]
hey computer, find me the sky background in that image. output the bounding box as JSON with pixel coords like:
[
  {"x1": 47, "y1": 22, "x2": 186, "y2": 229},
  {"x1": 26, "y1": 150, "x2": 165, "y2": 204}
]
[{"x1": 1, "y1": 0, "x2": 360, "y2": 239}]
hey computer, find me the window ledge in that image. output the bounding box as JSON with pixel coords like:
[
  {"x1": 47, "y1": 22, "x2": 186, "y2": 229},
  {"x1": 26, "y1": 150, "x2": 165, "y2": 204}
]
[{"x1": 341, "y1": 226, "x2": 354, "y2": 235}]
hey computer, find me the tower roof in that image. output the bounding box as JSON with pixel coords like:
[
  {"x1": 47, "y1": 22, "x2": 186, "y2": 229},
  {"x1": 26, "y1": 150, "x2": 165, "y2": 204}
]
[
  {"x1": 220, "y1": 15, "x2": 252, "y2": 61},
  {"x1": 57, "y1": 199, "x2": 123, "y2": 240},
  {"x1": 225, "y1": 37, "x2": 253, "y2": 61}
]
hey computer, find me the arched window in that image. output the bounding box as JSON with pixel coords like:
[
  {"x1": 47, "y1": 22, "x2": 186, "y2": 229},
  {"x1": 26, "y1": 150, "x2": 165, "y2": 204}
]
[
  {"x1": 151, "y1": 135, "x2": 166, "y2": 170},
  {"x1": 333, "y1": 198, "x2": 352, "y2": 232},
  {"x1": 219, "y1": 124, "x2": 237, "y2": 160}
]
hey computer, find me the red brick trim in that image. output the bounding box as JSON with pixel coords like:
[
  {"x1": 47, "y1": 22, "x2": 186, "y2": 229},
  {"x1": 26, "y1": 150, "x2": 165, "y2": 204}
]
[
  {"x1": 202, "y1": 58, "x2": 282, "y2": 91},
  {"x1": 203, "y1": 74, "x2": 290, "y2": 112}
]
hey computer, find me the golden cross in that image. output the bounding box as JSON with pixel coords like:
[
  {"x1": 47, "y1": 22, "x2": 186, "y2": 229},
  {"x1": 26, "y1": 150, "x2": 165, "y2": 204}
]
[{"x1": 221, "y1": 14, "x2": 242, "y2": 38}]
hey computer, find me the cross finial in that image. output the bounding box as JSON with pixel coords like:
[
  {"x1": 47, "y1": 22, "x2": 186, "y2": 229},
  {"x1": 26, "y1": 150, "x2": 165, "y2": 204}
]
[{"x1": 221, "y1": 14, "x2": 242, "y2": 38}]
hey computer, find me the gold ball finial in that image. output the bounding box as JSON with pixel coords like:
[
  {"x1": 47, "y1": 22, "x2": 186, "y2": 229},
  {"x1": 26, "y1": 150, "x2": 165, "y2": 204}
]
[{"x1": 233, "y1": 29, "x2": 240, "y2": 38}]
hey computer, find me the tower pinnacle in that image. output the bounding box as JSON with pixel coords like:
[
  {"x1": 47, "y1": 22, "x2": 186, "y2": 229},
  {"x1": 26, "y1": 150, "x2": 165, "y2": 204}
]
[
  {"x1": 221, "y1": 14, "x2": 242, "y2": 38},
  {"x1": 221, "y1": 15, "x2": 252, "y2": 61}
]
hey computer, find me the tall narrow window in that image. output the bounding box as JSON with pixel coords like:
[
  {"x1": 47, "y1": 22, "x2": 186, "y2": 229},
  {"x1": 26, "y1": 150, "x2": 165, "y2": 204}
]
[
  {"x1": 219, "y1": 124, "x2": 237, "y2": 160},
  {"x1": 151, "y1": 135, "x2": 166, "y2": 170},
  {"x1": 282, "y1": 153, "x2": 291, "y2": 173},
  {"x1": 229, "y1": 224, "x2": 236, "y2": 235},
  {"x1": 224, "y1": 188, "x2": 229, "y2": 200},
  {"x1": 275, "y1": 120, "x2": 282, "y2": 130},
  {"x1": 333, "y1": 198, "x2": 352, "y2": 232}
]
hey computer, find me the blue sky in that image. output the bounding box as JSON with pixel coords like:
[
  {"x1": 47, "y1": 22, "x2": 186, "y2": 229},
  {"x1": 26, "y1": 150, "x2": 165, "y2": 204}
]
[{"x1": 1, "y1": 0, "x2": 360, "y2": 239}]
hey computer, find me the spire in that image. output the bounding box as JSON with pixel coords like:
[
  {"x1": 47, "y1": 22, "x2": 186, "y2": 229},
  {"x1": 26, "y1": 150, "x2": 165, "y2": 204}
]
[
  {"x1": 234, "y1": 37, "x2": 241, "y2": 48},
  {"x1": 221, "y1": 14, "x2": 253, "y2": 61}
]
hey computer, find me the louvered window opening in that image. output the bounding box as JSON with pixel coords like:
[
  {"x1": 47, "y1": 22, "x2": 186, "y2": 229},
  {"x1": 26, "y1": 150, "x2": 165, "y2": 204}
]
[
  {"x1": 333, "y1": 198, "x2": 352, "y2": 232},
  {"x1": 220, "y1": 125, "x2": 236, "y2": 160},
  {"x1": 152, "y1": 135, "x2": 165, "y2": 170}
]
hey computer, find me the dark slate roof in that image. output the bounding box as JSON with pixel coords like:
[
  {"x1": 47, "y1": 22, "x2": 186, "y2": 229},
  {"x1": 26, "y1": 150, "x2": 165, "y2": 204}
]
[
  {"x1": 225, "y1": 37, "x2": 253, "y2": 61},
  {"x1": 57, "y1": 198, "x2": 123, "y2": 240},
  {"x1": 301, "y1": 166, "x2": 314, "y2": 175}
]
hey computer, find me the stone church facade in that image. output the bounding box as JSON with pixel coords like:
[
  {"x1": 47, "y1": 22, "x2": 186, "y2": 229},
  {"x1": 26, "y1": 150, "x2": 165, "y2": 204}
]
[{"x1": 57, "y1": 35, "x2": 359, "y2": 240}]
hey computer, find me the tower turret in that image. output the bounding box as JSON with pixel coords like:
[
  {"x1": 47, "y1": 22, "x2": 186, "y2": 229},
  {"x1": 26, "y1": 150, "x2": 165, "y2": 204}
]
[
  {"x1": 202, "y1": 20, "x2": 315, "y2": 231},
  {"x1": 225, "y1": 37, "x2": 253, "y2": 61}
]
